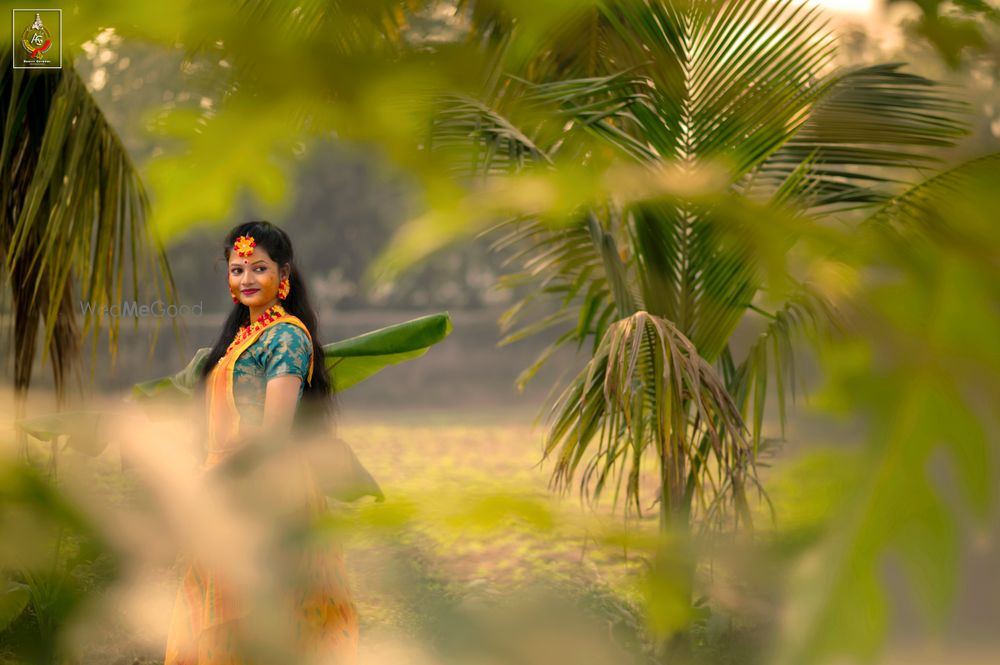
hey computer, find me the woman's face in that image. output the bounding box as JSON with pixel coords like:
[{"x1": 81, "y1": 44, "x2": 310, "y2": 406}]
[{"x1": 228, "y1": 246, "x2": 287, "y2": 308}]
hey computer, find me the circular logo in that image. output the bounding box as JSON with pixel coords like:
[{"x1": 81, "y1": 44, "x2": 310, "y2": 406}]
[{"x1": 21, "y1": 14, "x2": 52, "y2": 60}]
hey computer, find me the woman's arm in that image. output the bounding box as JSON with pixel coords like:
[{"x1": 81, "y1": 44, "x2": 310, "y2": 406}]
[
  {"x1": 211, "y1": 377, "x2": 301, "y2": 477},
  {"x1": 235, "y1": 374, "x2": 302, "y2": 458},
  {"x1": 262, "y1": 374, "x2": 303, "y2": 435}
]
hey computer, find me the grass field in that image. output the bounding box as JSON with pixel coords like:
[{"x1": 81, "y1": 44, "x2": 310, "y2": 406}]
[{"x1": 337, "y1": 407, "x2": 663, "y2": 664}]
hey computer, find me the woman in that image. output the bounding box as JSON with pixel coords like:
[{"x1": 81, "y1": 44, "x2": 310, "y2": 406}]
[{"x1": 164, "y1": 221, "x2": 359, "y2": 665}]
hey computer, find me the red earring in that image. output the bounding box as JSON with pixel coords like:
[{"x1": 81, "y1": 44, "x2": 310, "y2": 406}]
[
  {"x1": 278, "y1": 277, "x2": 290, "y2": 300},
  {"x1": 230, "y1": 287, "x2": 239, "y2": 303}
]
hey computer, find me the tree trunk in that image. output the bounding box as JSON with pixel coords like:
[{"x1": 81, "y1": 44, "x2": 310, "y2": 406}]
[{"x1": 654, "y1": 429, "x2": 695, "y2": 663}]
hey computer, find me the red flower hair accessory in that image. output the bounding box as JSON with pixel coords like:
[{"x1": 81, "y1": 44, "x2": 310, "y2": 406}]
[{"x1": 233, "y1": 235, "x2": 256, "y2": 258}]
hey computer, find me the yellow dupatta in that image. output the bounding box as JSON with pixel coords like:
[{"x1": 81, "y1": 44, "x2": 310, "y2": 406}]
[{"x1": 203, "y1": 304, "x2": 314, "y2": 469}]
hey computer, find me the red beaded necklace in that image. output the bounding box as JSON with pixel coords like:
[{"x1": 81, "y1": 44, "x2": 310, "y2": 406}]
[{"x1": 225, "y1": 302, "x2": 286, "y2": 356}]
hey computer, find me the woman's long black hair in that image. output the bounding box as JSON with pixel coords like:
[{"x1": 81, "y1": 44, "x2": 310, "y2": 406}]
[{"x1": 201, "y1": 221, "x2": 336, "y2": 431}]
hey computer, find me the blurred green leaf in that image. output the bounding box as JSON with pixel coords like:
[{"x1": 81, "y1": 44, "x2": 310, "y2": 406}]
[
  {"x1": 0, "y1": 579, "x2": 30, "y2": 632},
  {"x1": 641, "y1": 531, "x2": 696, "y2": 640},
  {"x1": 442, "y1": 493, "x2": 555, "y2": 532},
  {"x1": 763, "y1": 447, "x2": 863, "y2": 552},
  {"x1": 775, "y1": 155, "x2": 1000, "y2": 665}
]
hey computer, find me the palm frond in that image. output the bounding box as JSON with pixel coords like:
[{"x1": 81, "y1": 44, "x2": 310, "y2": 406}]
[
  {"x1": 864, "y1": 151, "x2": 1000, "y2": 228},
  {"x1": 756, "y1": 63, "x2": 971, "y2": 211},
  {"x1": 543, "y1": 310, "x2": 758, "y2": 530},
  {"x1": 0, "y1": 46, "x2": 177, "y2": 415},
  {"x1": 488, "y1": 211, "x2": 613, "y2": 393},
  {"x1": 721, "y1": 289, "x2": 843, "y2": 455}
]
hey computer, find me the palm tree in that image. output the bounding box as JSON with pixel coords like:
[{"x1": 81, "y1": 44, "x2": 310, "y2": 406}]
[
  {"x1": 1, "y1": 45, "x2": 176, "y2": 461},
  {"x1": 430, "y1": 0, "x2": 970, "y2": 535}
]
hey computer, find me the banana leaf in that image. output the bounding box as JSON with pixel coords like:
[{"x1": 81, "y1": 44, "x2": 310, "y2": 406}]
[
  {"x1": 15, "y1": 410, "x2": 108, "y2": 456},
  {"x1": 131, "y1": 311, "x2": 453, "y2": 399}
]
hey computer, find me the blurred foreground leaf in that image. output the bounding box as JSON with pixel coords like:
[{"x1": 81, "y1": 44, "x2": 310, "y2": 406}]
[
  {"x1": 0, "y1": 580, "x2": 30, "y2": 632},
  {"x1": 0, "y1": 461, "x2": 114, "y2": 662},
  {"x1": 774, "y1": 154, "x2": 1000, "y2": 665},
  {"x1": 15, "y1": 314, "x2": 451, "y2": 502}
]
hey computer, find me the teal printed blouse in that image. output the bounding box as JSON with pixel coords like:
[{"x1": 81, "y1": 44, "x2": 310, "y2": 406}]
[{"x1": 231, "y1": 322, "x2": 313, "y2": 428}]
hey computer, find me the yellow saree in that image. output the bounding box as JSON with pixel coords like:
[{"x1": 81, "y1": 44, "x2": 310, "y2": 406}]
[{"x1": 164, "y1": 304, "x2": 359, "y2": 665}]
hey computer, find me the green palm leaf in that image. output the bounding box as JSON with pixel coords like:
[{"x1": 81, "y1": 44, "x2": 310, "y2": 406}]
[
  {"x1": 757, "y1": 63, "x2": 971, "y2": 210},
  {"x1": 721, "y1": 289, "x2": 843, "y2": 455},
  {"x1": 1, "y1": 45, "x2": 176, "y2": 464}
]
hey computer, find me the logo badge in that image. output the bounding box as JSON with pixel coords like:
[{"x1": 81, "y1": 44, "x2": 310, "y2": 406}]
[{"x1": 12, "y1": 9, "x2": 62, "y2": 69}]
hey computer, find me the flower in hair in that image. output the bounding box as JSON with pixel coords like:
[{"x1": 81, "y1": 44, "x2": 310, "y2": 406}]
[{"x1": 233, "y1": 235, "x2": 256, "y2": 258}]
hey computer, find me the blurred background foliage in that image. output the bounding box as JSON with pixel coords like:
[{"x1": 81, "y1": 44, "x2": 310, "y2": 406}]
[{"x1": 1, "y1": 1, "x2": 999, "y2": 664}]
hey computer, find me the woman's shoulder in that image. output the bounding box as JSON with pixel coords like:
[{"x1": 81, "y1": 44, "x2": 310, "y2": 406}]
[
  {"x1": 259, "y1": 321, "x2": 312, "y2": 349},
  {"x1": 254, "y1": 321, "x2": 312, "y2": 379}
]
